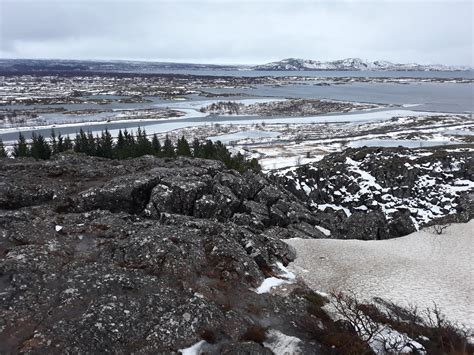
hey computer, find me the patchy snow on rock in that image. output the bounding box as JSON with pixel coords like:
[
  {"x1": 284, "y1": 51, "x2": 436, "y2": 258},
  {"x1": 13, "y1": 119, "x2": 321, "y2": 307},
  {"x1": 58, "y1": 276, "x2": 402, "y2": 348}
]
[
  {"x1": 178, "y1": 340, "x2": 207, "y2": 355},
  {"x1": 260, "y1": 155, "x2": 325, "y2": 172},
  {"x1": 276, "y1": 148, "x2": 473, "y2": 230},
  {"x1": 316, "y1": 203, "x2": 352, "y2": 218},
  {"x1": 315, "y1": 225, "x2": 331, "y2": 236},
  {"x1": 263, "y1": 329, "x2": 303, "y2": 354},
  {"x1": 255, "y1": 277, "x2": 290, "y2": 294},
  {"x1": 368, "y1": 326, "x2": 426, "y2": 354},
  {"x1": 55, "y1": 225, "x2": 63, "y2": 232},
  {"x1": 345, "y1": 157, "x2": 383, "y2": 191},
  {"x1": 254, "y1": 262, "x2": 296, "y2": 294}
]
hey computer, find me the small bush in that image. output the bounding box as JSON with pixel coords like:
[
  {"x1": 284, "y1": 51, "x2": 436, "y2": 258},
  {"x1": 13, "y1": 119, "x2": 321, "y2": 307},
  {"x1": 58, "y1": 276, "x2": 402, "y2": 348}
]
[
  {"x1": 240, "y1": 325, "x2": 267, "y2": 343},
  {"x1": 200, "y1": 328, "x2": 217, "y2": 344},
  {"x1": 298, "y1": 315, "x2": 372, "y2": 354},
  {"x1": 332, "y1": 292, "x2": 474, "y2": 355},
  {"x1": 432, "y1": 224, "x2": 450, "y2": 235}
]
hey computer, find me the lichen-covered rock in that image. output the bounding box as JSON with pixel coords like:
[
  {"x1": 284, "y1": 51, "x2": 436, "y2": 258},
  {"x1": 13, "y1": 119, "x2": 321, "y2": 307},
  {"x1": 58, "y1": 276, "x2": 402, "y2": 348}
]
[
  {"x1": 0, "y1": 154, "x2": 324, "y2": 353},
  {"x1": 1, "y1": 148, "x2": 472, "y2": 352}
]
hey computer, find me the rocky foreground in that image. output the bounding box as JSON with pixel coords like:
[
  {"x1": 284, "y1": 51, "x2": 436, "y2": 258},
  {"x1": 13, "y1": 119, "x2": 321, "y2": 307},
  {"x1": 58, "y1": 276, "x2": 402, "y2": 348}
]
[{"x1": 0, "y1": 146, "x2": 472, "y2": 353}]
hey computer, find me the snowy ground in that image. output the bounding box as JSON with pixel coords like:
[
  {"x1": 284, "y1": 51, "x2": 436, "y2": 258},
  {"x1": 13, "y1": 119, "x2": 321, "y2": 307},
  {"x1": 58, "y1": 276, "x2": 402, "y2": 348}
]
[{"x1": 286, "y1": 221, "x2": 474, "y2": 329}]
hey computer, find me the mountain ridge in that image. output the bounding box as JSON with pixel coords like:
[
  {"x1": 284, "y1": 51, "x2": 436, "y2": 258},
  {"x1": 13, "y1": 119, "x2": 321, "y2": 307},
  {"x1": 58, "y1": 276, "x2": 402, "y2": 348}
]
[
  {"x1": 0, "y1": 57, "x2": 471, "y2": 73},
  {"x1": 252, "y1": 57, "x2": 471, "y2": 71}
]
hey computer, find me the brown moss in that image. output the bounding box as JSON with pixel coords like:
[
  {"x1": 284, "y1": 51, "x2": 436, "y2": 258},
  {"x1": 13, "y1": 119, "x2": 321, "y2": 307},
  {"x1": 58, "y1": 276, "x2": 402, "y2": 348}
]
[
  {"x1": 240, "y1": 325, "x2": 267, "y2": 344},
  {"x1": 200, "y1": 329, "x2": 216, "y2": 344}
]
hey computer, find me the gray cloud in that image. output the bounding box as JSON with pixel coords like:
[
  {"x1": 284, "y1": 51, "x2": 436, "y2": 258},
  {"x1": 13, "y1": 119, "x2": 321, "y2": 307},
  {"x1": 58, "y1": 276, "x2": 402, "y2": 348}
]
[{"x1": 0, "y1": 0, "x2": 472, "y2": 65}]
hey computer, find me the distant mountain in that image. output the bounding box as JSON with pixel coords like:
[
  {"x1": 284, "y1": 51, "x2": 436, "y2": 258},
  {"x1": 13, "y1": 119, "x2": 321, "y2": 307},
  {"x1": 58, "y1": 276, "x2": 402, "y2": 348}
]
[
  {"x1": 252, "y1": 58, "x2": 471, "y2": 71},
  {"x1": 0, "y1": 59, "x2": 242, "y2": 74},
  {"x1": 0, "y1": 58, "x2": 470, "y2": 74}
]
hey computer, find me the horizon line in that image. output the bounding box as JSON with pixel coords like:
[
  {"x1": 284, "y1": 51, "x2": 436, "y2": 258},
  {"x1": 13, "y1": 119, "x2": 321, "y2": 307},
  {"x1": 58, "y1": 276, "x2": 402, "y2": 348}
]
[{"x1": 1, "y1": 57, "x2": 472, "y2": 68}]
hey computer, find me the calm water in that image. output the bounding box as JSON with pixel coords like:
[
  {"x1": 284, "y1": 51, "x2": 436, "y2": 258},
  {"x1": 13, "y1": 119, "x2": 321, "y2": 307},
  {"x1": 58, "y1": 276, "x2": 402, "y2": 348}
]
[{"x1": 206, "y1": 82, "x2": 474, "y2": 113}]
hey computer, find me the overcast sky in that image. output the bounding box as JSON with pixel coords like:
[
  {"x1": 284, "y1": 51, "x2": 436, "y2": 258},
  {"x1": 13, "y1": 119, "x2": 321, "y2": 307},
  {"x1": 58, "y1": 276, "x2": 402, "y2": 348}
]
[{"x1": 1, "y1": 0, "x2": 472, "y2": 65}]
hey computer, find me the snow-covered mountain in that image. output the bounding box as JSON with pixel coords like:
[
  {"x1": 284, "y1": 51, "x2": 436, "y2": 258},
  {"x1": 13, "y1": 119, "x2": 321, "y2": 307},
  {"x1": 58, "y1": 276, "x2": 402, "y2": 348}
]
[{"x1": 252, "y1": 58, "x2": 470, "y2": 71}]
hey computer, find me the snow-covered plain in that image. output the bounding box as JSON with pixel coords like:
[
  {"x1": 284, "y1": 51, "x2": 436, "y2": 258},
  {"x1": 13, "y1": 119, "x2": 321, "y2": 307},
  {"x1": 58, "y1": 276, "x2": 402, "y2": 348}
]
[
  {"x1": 0, "y1": 109, "x2": 448, "y2": 140},
  {"x1": 208, "y1": 130, "x2": 281, "y2": 144},
  {"x1": 286, "y1": 221, "x2": 474, "y2": 329}
]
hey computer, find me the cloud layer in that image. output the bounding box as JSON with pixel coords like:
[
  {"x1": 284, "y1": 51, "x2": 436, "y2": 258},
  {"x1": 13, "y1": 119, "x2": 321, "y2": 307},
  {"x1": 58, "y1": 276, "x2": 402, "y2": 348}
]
[{"x1": 1, "y1": 0, "x2": 472, "y2": 65}]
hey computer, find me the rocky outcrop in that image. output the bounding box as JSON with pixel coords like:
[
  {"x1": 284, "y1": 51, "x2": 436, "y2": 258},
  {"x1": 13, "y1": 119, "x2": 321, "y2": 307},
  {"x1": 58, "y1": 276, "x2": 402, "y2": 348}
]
[
  {"x1": 271, "y1": 146, "x2": 473, "y2": 239},
  {"x1": 0, "y1": 154, "x2": 335, "y2": 353},
  {"x1": 1, "y1": 148, "x2": 472, "y2": 352}
]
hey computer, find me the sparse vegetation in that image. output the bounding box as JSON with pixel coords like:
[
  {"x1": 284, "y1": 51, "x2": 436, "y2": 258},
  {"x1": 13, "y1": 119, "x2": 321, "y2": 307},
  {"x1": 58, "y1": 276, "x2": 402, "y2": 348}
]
[
  {"x1": 432, "y1": 224, "x2": 450, "y2": 235},
  {"x1": 0, "y1": 139, "x2": 7, "y2": 158},
  {"x1": 240, "y1": 325, "x2": 267, "y2": 343},
  {"x1": 329, "y1": 291, "x2": 473, "y2": 355},
  {"x1": 292, "y1": 287, "x2": 473, "y2": 354}
]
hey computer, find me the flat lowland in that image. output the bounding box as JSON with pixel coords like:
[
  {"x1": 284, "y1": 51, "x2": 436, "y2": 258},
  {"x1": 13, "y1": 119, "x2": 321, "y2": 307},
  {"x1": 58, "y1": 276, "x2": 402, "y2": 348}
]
[{"x1": 287, "y1": 221, "x2": 474, "y2": 329}]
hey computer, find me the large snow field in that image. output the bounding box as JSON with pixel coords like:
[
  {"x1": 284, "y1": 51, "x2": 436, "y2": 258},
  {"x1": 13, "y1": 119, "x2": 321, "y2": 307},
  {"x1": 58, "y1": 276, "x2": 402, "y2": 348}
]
[{"x1": 286, "y1": 221, "x2": 474, "y2": 329}]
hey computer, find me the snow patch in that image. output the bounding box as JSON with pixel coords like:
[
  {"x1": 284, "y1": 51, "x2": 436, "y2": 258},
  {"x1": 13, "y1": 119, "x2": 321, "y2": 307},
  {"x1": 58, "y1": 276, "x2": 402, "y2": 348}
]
[
  {"x1": 255, "y1": 262, "x2": 296, "y2": 294},
  {"x1": 263, "y1": 329, "x2": 303, "y2": 354},
  {"x1": 315, "y1": 225, "x2": 331, "y2": 236},
  {"x1": 179, "y1": 340, "x2": 207, "y2": 355}
]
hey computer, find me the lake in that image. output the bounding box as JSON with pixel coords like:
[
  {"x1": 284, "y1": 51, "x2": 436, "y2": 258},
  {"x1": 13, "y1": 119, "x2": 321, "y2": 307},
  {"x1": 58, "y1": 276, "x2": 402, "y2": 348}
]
[
  {"x1": 1, "y1": 70, "x2": 472, "y2": 143},
  {"x1": 122, "y1": 69, "x2": 473, "y2": 79}
]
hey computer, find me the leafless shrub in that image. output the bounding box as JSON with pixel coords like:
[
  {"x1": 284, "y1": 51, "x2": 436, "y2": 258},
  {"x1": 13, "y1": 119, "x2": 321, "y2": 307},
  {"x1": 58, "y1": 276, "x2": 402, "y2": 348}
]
[
  {"x1": 331, "y1": 292, "x2": 473, "y2": 354},
  {"x1": 432, "y1": 224, "x2": 450, "y2": 235},
  {"x1": 240, "y1": 325, "x2": 267, "y2": 343},
  {"x1": 330, "y1": 291, "x2": 383, "y2": 344}
]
